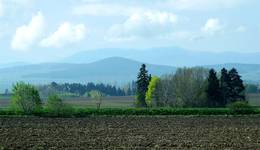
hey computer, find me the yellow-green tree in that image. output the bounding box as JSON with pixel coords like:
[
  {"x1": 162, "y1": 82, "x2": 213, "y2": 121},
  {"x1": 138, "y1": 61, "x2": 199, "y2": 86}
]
[{"x1": 145, "y1": 76, "x2": 161, "y2": 107}]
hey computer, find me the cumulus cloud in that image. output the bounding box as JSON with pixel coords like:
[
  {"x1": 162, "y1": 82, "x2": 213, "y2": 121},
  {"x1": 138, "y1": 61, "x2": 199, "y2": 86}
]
[
  {"x1": 169, "y1": 0, "x2": 245, "y2": 10},
  {"x1": 107, "y1": 11, "x2": 177, "y2": 41},
  {"x1": 11, "y1": 11, "x2": 44, "y2": 51},
  {"x1": 201, "y1": 18, "x2": 223, "y2": 34},
  {"x1": 40, "y1": 22, "x2": 87, "y2": 48}
]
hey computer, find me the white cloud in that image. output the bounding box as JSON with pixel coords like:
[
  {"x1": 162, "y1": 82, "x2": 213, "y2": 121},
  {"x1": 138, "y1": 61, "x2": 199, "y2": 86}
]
[
  {"x1": 236, "y1": 25, "x2": 247, "y2": 32},
  {"x1": 40, "y1": 22, "x2": 87, "y2": 48},
  {"x1": 169, "y1": 0, "x2": 245, "y2": 10},
  {"x1": 107, "y1": 11, "x2": 177, "y2": 41},
  {"x1": 201, "y1": 18, "x2": 223, "y2": 34},
  {"x1": 11, "y1": 11, "x2": 44, "y2": 51}
]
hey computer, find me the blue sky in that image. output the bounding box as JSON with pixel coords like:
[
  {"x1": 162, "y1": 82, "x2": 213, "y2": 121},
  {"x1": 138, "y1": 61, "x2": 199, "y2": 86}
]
[{"x1": 0, "y1": 0, "x2": 259, "y2": 63}]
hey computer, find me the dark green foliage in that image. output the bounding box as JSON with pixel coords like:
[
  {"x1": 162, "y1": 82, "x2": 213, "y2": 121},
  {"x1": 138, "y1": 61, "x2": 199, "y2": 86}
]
[
  {"x1": 229, "y1": 101, "x2": 255, "y2": 114},
  {"x1": 37, "y1": 82, "x2": 128, "y2": 97},
  {"x1": 220, "y1": 68, "x2": 230, "y2": 106},
  {"x1": 219, "y1": 68, "x2": 246, "y2": 106},
  {"x1": 228, "y1": 68, "x2": 246, "y2": 103},
  {"x1": 1, "y1": 107, "x2": 259, "y2": 117},
  {"x1": 11, "y1": 82, "x2": 42, "y2": 114},
  {"x1": 136, "y1": 64, "x2": 150, "y2": 107},
  {"x1": 206, "y1": 69, "x2": 221, "y2": 107}
]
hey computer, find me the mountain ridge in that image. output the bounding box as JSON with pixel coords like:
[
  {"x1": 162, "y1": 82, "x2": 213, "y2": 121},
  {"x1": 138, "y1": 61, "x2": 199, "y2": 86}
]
[
  {"x1": 0, "y1": 57, "x2": 259, "y2": 91},
  {"x1": 63, "y1": 47, "x2": 260, "y2": 66}
]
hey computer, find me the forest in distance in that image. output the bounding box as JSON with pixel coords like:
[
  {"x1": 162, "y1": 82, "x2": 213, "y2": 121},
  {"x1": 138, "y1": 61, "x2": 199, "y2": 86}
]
[{"x1": 1, "y1": 63, "x2": 259, "y2": 113}]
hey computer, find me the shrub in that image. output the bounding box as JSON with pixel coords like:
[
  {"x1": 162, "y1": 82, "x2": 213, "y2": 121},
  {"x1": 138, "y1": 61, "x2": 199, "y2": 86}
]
[
  {"x1": 229, "y1": 101, "x2": 255, "y2": 114},
  {"x1": 45, "y1": 95, "x2": 73, "y2": 117},
  {"x1": 46, "y1": 95, "x2": 63, "y2": 112},
  {"x1": 11, "y1": 82, "x2": 42, "y2": 114}
]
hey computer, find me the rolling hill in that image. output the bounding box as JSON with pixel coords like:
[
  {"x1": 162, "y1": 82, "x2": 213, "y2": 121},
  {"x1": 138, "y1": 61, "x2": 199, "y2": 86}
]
[
  {"x1": 0, "y1": 57, "x2": 260, "y2": 91},
  {"x1": 0, "y1": 57, "x2": 176, "y2": 90},
  {"x1": 63, "y1": 47, "x2": 260, "y2": 67}
]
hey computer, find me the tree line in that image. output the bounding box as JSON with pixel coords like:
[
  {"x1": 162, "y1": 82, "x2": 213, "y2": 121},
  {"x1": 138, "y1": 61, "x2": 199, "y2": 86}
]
[
  {"x1": 136, "y1": 64, "x2": 246, "y2": 108},
  {"x1": 37, "y1": 82, "x2": 136, "y2": 97}
]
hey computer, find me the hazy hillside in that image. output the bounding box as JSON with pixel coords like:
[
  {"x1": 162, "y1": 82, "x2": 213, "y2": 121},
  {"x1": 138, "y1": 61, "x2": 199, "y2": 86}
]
[
  {"x1": 207, "y1": 63, "x2": 260, "y2": 83},
  {"x1": 63, "y1": 47, "x2": 260, "y2": 67},
  {"x1": 0, "y1": 57, "x2": 176, "y2": 90},
  {"x1": 1, "y1": 57, "x2": 260, "y2": 91}
]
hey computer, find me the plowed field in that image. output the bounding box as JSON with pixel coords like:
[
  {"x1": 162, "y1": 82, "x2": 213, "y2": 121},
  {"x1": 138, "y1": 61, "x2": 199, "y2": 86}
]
[{"x1": 0, "y1": 116, "x2": 260, "y2": 149}]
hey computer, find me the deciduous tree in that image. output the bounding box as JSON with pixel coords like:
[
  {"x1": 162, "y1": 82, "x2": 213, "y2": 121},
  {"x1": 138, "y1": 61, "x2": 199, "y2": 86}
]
[{"x1": 145, "y1": 76, "x2": 161, "y2": 107}]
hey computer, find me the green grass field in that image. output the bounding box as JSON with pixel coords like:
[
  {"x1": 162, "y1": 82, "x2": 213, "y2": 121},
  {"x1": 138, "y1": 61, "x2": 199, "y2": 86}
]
[
  {"x1": 0, "y1": 94, "x2": 260, "y2": 108},
  {"x1": 0, "y1": 96, "x2": 135, "y2": 108},
  {"x1": 247, "y1": 94, "x2": 260, "y2": 106}
]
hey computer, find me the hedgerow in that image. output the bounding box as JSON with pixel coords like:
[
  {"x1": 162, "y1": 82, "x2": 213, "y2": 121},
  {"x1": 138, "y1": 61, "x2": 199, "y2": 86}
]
[{"x1": 0, "y1": 107, "x2": 259, "y2": 117}]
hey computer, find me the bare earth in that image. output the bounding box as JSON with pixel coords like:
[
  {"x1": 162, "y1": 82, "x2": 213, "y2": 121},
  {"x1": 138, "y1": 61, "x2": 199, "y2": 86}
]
[{"x1": 0, "y1": 116, "x2": 260, "y2": 149}]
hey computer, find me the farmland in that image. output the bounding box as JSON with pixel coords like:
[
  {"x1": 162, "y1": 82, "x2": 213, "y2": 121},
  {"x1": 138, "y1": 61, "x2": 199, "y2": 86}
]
[
  {"x1": 0, "y1": 96, "x2": 135, "y2": 108},
  {"x1": 0, "y1": 94, "x2": 260, "y2": 108},
  {"x1": 0, "y1": 116, "x2": 260, "y2": 149}
]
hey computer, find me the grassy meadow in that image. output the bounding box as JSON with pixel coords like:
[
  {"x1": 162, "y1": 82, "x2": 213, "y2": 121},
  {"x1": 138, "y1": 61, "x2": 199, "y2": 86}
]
[{"x1": 1, "y1": 94, "x2": 260, "y2": 109}]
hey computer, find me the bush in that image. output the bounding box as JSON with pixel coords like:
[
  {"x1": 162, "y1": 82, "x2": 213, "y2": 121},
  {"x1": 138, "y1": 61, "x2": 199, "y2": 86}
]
[
  {"x1": 229, "y1": 101, "x2": 255, "y2": 114},
  {"x1": 11, "y1": 82, "x2": 42, "y2": 114},
  {"x1": 45, "y1": 95, "x2": 74, "y2": 117}
]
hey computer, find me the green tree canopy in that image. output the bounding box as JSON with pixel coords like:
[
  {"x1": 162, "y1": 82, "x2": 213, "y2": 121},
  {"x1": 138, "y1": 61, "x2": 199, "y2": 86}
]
[
  {"x1": 228, "y1": 68, "x2": 245, "y2": 103},
  {"x1": 145, "y1": 76, "x2": 161, "y2": 107},
  {"x1": 220, "y1": 68, "x2": 230, "y2": 106},
  {"x1": 11, "y1": 82, "x2": 42, "y2": 114},
  {"x1": 46, "y1": 95, "x2": 63, "y2": 112},
  {"x1": 206, "y1": 69, "x2": 221, "y2": 107},
  {"x1": 136, "y1": 64, "x2": 150, "y2": 107}
]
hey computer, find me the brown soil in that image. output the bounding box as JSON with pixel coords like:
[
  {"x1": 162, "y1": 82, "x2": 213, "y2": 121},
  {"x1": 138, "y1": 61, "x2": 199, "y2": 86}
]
[{"x1": 0, "y1": 116, "x2": 260, "y2": 149}]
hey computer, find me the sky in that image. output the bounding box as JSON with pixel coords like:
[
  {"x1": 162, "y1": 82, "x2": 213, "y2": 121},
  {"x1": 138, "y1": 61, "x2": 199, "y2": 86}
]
[{"x1": 0, "y1": 0, "x2": 259, "y2": 63}]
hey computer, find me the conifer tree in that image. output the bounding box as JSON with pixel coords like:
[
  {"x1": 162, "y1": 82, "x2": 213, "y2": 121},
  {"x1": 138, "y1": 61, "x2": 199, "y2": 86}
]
[
  {"x1": 136, "y1": 64, "x2": 150, "y2": 107},
  {"x1": 228, "y1": 68, "x2": 245, "y2": 102},
  {"x1": 206, "y1": 69, "x2": 221, "y2": 107},
  {"x1": 220, "y1": 68, "x2": 230, "y2": 106}
]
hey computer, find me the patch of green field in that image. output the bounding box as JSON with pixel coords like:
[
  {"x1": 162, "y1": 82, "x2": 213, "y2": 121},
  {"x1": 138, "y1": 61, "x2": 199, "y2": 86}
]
[
  {"x1": 247, "y1": 94, "x2": 260, "y2": 106},
  {"x1": 0, "y1": 94, "x2": 259, "y2": 108},
  {"x1": 0, "y1": 96, "x2": 135, "y2": 108}
]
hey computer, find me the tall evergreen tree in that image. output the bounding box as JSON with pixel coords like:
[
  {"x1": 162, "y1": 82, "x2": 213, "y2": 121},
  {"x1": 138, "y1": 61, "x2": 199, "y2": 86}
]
[
  {"x1": 136, "y1": 64, "x2": 150, "y2": 107},
  {"x1": 228, "y1": 68, "x2": 245, "y2": 102},
  {"x1": 206, "y1": 69, "x2": 221, "y2": 107},
  {"x1": 220, "y1": 68, "x2": 230, "y2": 106}
]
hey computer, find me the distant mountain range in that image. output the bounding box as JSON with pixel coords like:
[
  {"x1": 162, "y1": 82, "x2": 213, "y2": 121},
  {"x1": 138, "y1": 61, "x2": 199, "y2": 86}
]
[
  {"x1": 0, "y1": 56, "x2": 259, "y2": 91},
  {"x1": 63, "y1": 47, "x2": 260, "y2": 66},
  {"x1": 0, "y1": 57, "x2": 176, "y2": 90}
]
